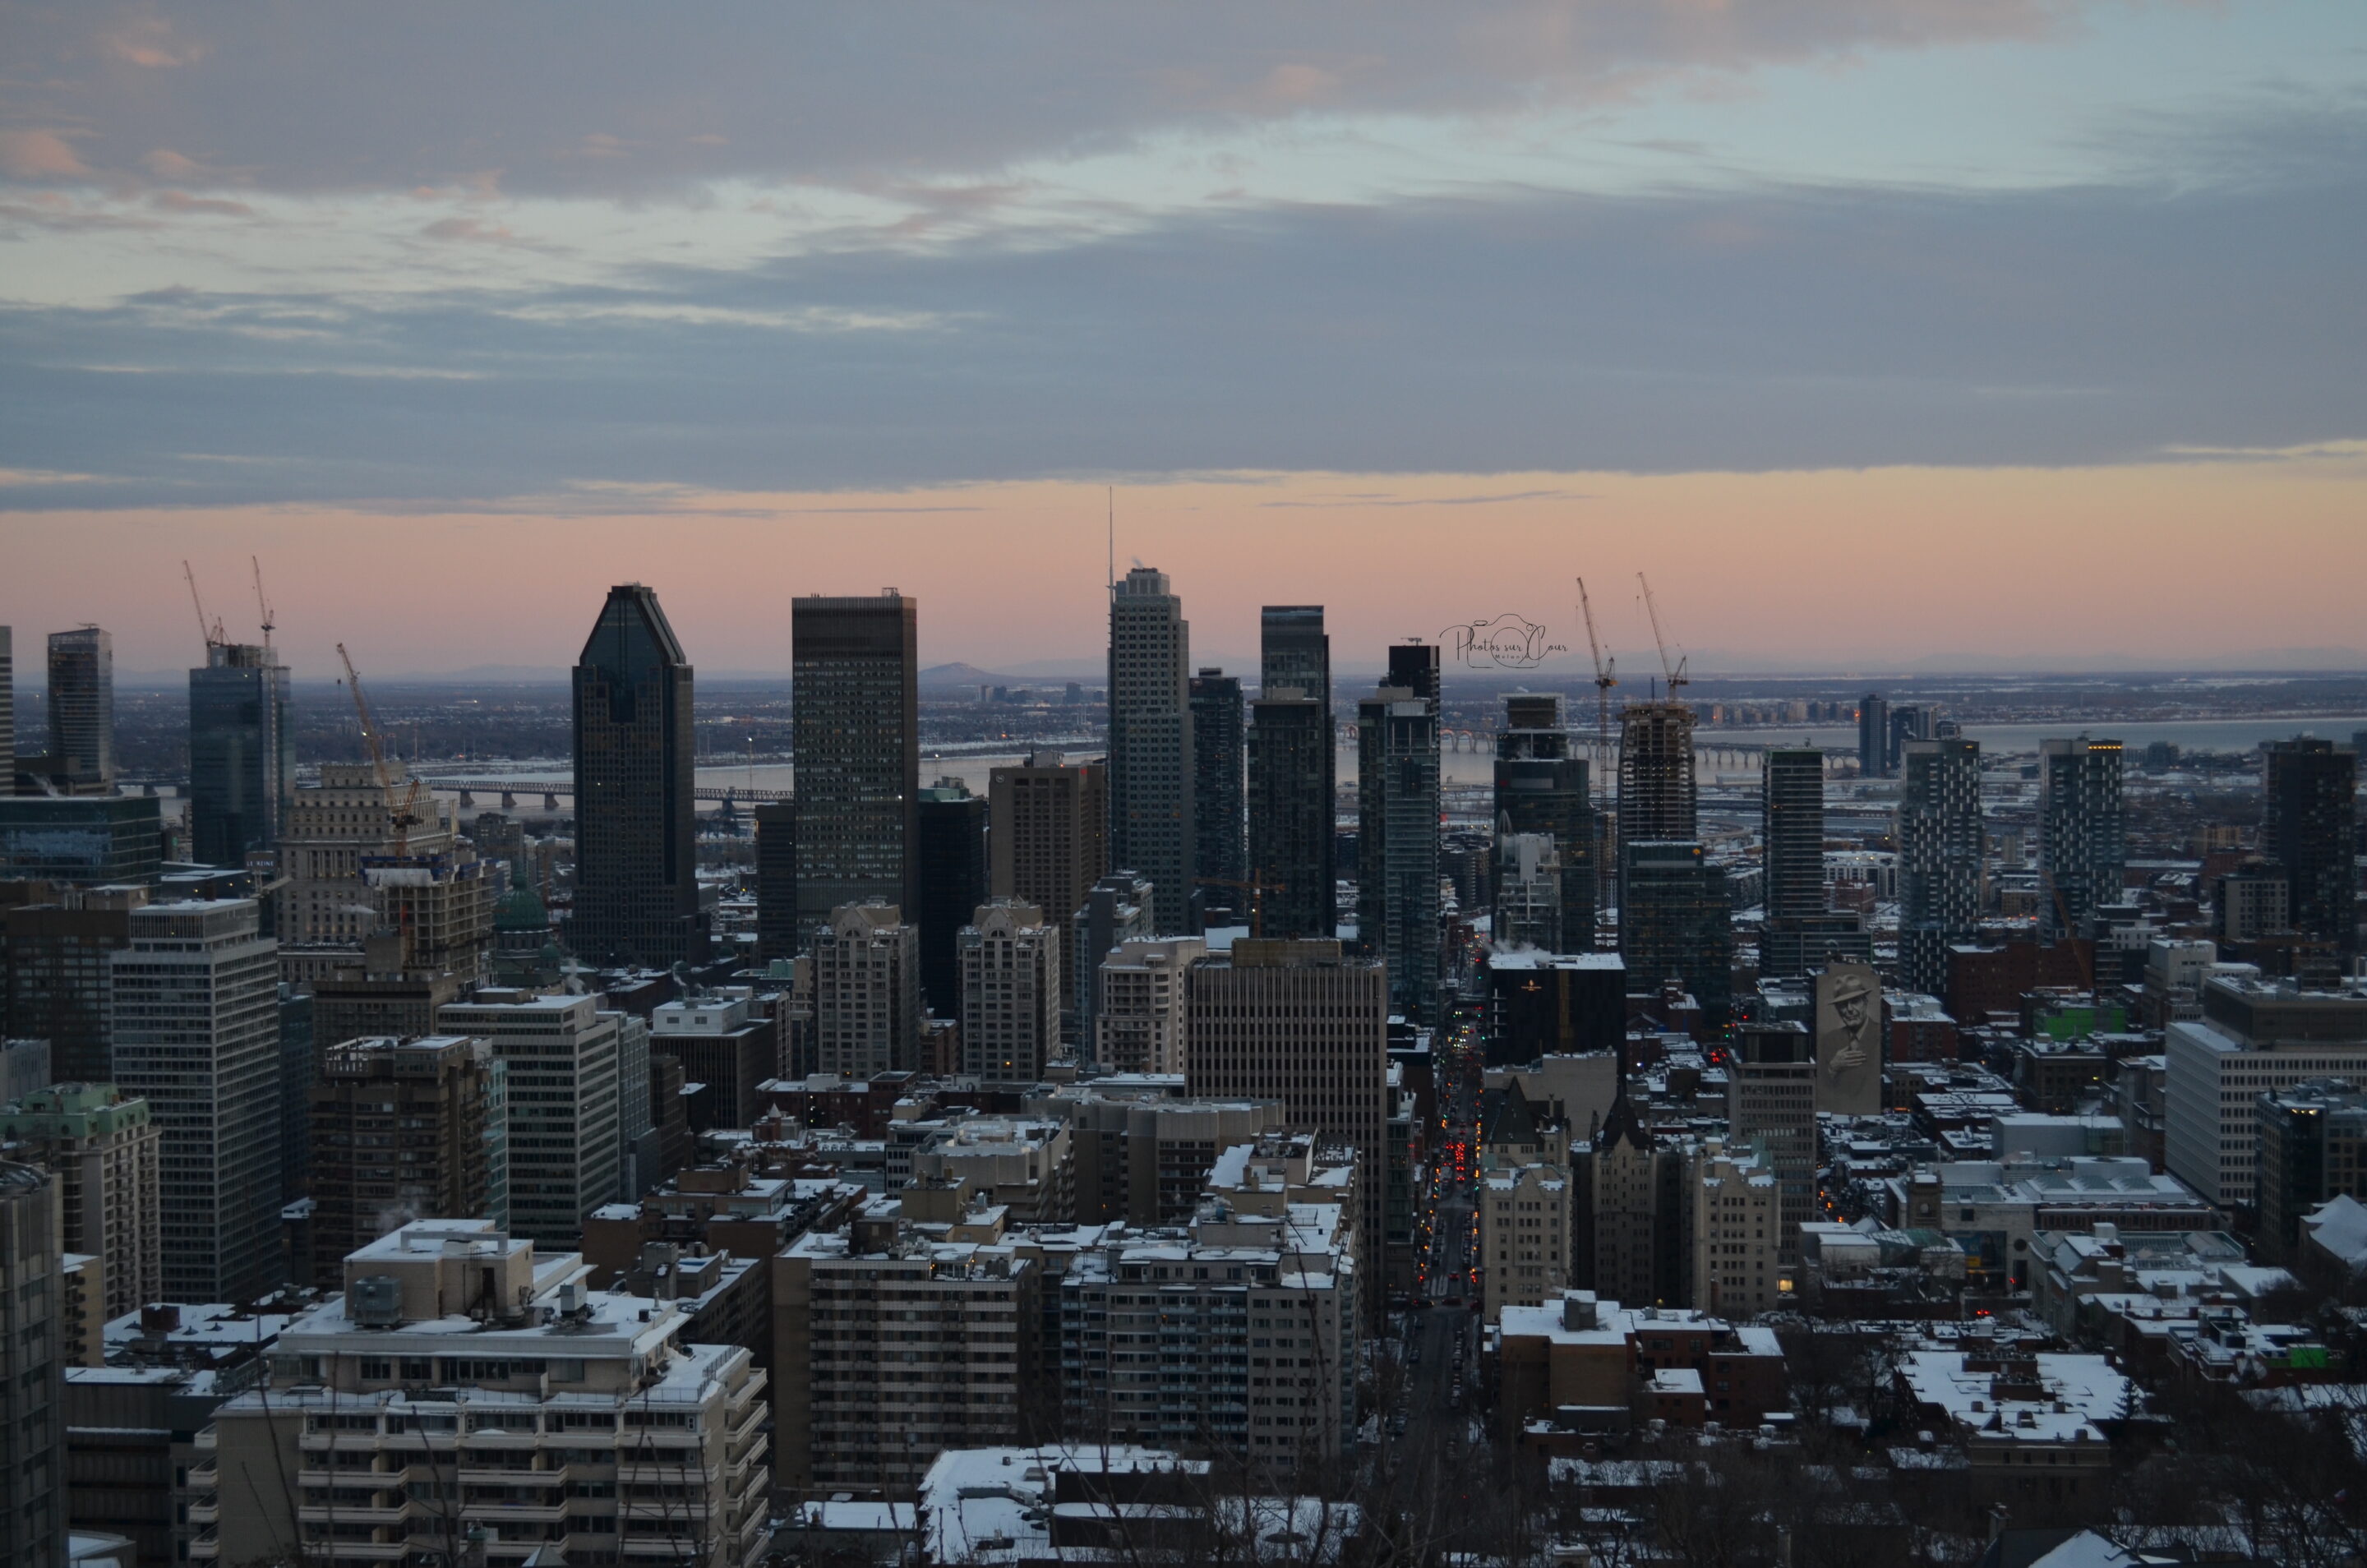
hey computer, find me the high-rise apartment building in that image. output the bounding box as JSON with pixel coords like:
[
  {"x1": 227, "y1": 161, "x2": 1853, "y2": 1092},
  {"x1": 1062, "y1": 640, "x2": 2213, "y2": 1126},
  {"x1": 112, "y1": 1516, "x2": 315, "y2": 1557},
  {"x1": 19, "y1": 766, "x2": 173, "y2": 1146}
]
[
  {"x1": 1259, "y1": 606, "x2": 1336, "y2": 916},
  {"x1": 108, "y1": 900, "x2": 282, "y2": 1304},
  {"x1": 435, "y1": 994, "x2": 621, "y2": 1245},
  {"x1": 1494, "y1": 694, "x2": 1594, "y2": 952},
  {"x1": 2261, "y1": 738, "x2": 2359, "y2": 957},
  {"x1": 203, "y1": 1219, "x2": 772, "y2": 1568},
  {"x1": 572, "y1": 583, "x2": 707, "y2": 966},
  {"x1": 958, "y1": 900, "x2": 1061, "y2": 1083},
  {"x1": 1187, "y1": 939, "x2": 1388, "y2": 1277},
  {"x1": 2040, "y1": 737, "x2": 2125, "y2": 943},
  {"x1": 1480, "y1": 1155, "x2": 1571, "y2": 1325},
  {"x1": 0, "y1": 626, "x2": 12, "y2": 786},
  {"x1": 1357, "y1": 644, "x2": 1442, "y2": 1021},
  {"x1": 793, "y1": 592, "x2": 920, "y2": 943},
  {"x1": 1899, "y1": 737, "x2": 1984, "y2": 996},
  {"x1": 187, "y1": 643, "x2": 292, "y2": 869},
  {"x1": 1617, "y1": 699, "x2": 1697, "y2": 879},
  {"x1": 1189, "y1": 668, "x2": 1247, "y2": 923},
  {"x1": 2, "y1": 886, "x2": 145, "y2": 1082},
  {"x1": 1106, "y1": 567, "x2": 1195, "y2": 933},
  {"x1": 1691, "y1": 1139, "x2": 1780, "y2": 1317},
  {"x1": 989, "y1": 751, "x2": 1108, "y2": 1023},
  {"x1": 1620, "y1": 841, "x2": 1731, "y2": 1023},
  {"x1": 915, "y1": 779, "x2": 988, "y2": 1016},
  {"x1": 1586, "y1": 1089, "x2": 1686, "y2": 1308},
  {"x1": 277, "y1": 763, "x2": 496, "y2": 980},
  {"x1": 1857, "y1": 694, "x2": 1891, "y2": 778},
  {"x1": 0, "y1": 1164, "x2": 63, "y2": 1568},
  {"x1": 1760, "y1": 747, "x2": 1825, "y2": 925},
  {"x1": 0, "y1": 1084, "x2": 159, "y2": 1320},
  {"x1": 1071, "y1": 870, "x2": 1152, "y2": 1051},
  {"x1": 1248, "y1": 693, "x2": 1334, "y2": 938},
  {"x1": 46, "y1": 628, "x2": 113, "y2": 792},
  {"x1": 754, "y1": 798, "x2": 797, "y2": 963},
  {"x1": 812, "y1": 902, "x2": 920, "y2": 1076},
  {"x1": 1093, "y1": 936, "x2": 1206, "y2": 1077},
  {"x1": 306, "y1": 1035, "x2": 496, "y2": 1278}
]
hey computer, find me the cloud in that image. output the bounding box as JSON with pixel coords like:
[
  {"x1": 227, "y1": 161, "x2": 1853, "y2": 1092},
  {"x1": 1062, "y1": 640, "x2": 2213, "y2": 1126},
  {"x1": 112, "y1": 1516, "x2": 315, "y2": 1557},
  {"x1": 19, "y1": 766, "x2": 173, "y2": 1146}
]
[
  {"x1": 0, "y1": 130, "x2": 89, "y2": 180},
  {"x1": 420, "y1": 215, "x2": 519, "y2": 243},
  {"x1": 150, "y1": 191, "x2": 256, "y2": 217},
  {"x1": 0, "y1": 1, "x2": 2093, "y2": 197}
]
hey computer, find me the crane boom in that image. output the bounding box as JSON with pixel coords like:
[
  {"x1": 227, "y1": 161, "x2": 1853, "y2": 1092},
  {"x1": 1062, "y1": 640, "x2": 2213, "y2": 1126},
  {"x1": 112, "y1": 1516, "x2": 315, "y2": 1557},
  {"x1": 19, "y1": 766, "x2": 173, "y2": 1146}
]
[
  {"x1": 182, "y1": 561, "x2": 223, "y2": 651},
  {"x1": 1575, "y1": 577, "x2": 1617, "y2": 777},
  {"x1": 1636, "y1": 572, "x2": 1687, "y2": 690},
  {"x1": 251, "y1": 556, "x2": 275, "y2": 648},
  {"x1": 335, "y1": 644, "x2": 426, "y2": 855}
]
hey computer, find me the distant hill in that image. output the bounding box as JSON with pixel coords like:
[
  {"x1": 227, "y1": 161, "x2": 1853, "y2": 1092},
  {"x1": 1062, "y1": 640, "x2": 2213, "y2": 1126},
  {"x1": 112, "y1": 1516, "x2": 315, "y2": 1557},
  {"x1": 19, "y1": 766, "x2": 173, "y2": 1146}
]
[{"x1": 920, "y1": 662, "x2": 1027, "y2": 690}]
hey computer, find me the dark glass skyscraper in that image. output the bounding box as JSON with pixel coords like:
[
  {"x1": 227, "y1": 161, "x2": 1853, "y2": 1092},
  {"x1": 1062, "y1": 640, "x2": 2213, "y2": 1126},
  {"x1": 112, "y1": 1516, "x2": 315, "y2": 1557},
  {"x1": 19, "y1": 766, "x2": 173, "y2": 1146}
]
[
  {"x1": 1493, "y1": 694, "x2": 1594, "y2": 951},
  {"x1": 1857, "y1": 693, "x2": 1890, "y2": 778},
  {"x1": 1620, "y1": 839, "x2": 1732, "y2": 1023},
  {"x1": 2262, "y1": 737, "x2": 2358, "y2": 957},
  {"x1": 1899, "y1": 736, "x2": 1982, "y2": 995},
  {"x1": 916, "y1": 778, "x2": 990, "y2": 1015},
  {"x1": 754, "y1": 800, "x2": 796, "y2": 963},
  {"x1": 1761, "y1": 748, "x2": 1824, "y2": 923},
  {"x1": 793, "y1": 593, "x2": 920, "y2": 943},
  {"x1": 1358, "y1": 643, "x2": 1441, "y2": 1019},
  {"x1": 1188, "y1": 668, "x2": 1246, "y2": 924},
  {"x1": 1248, "y1": 693, "x2": 1332, "y2": 938},
  {"x1": 188, "y1": 643, "x2": 292, "y2": 869},
  {"x1": 1107, "y1": 568, "x2": 1194, "y2": 933},
  {"x1": 46, "y1": 627, "x2": 113, "y2": 792},
  {"x1": 2039, "y1": 736, "x2": 2125, "y2": 943},
  {"x1": 571, "y1": 583, "x2": 706, "y2": 966}
]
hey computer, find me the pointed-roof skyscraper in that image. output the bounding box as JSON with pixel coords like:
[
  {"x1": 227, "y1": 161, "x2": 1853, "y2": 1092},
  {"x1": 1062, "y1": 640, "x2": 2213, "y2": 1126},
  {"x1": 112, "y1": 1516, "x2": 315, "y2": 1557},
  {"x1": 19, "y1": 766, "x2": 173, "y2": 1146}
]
[{"x1": 572, "y1": 584, "x2": 708, "y2": 967}]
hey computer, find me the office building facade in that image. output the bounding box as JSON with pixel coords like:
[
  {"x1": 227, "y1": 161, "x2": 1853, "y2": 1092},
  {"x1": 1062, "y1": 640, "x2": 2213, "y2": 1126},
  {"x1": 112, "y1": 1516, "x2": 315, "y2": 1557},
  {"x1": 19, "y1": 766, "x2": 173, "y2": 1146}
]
[
  {"x1": 276, "y1": 763, "x2": 495, "y2": 980},
  {"x1": 1071, "y1": 870, "x2": 1152, "y2": 1052},
  {"x1": 571, "y1": 583, "x2": 707, "y2": 966},
  {"x1": 1106, "y1": 567, "x2": 1195, "y2": 933},
  {"x1": 0, "y1": 1164, "x2": 63, "y2": 1568},
  {"x1": 1258, "y1": 605, "x2": 1336, "y2": 916},
  {"x1": 108, "y1": 900, "x2": 282, "y2": 1304},
  {"x1": 792, "y1": 592, "x2": 920, "y2": 943},
  {"x1": 1093, "y1": 936, "x2": 1206, "y2": 1077},
  {"x1": 915, "y1": 780, "x2": 988, "y2": 1016},
  {"x1": 187, "y1": 643, "x2": 292, "y2": 869},
  {"x1": 435, "y1": 994, "x2": 621, "y2": 1246},
  {"x1": 2039, "y1": 737, "x2": 2125, "y2": 943},
  {"x1": 2261, "y1": 738, "x2": 2359, "y2": 957},
  {"x1": 1189, "y1": 668, "x2": 1247, "y2": 924},
  {"x1": 1248, "y1": 693, "x2": 1334, "y2": 938},
  {"x1": 1357, "y1": 644, "x2": 1442, "y2": 1021},
  {"x1": 1857, "y1": 694, "x2": 1891, "y2": 778},
  {"x1": 0, "y1": 1084, "x2": 159, "y2": 1321},
  {"x1": 0, "y1": 796, "x2": 161, "y2": 888},
  {"x1": 1493, "y1": 694, "x2": 1594, "y2": 952},
  {"x1": 1900, "y1": 737, "x2": 1984, "y2": 996},
  {"x1": 1620, "y1": 841, "x2": 1731, "y2": 1023},
  {"x1": 46, "y1": 628, "x2": 113, "y2": 792},
  {"x1": 306, "y1": 1035, "x2": 496, "y2": 1279},
  {"x1": 754, "y1": 798, "x2": 797, "y2": 963},
  {"x1": 2, "y1": 888, "x2": 145, "y2": 1082},
  {"x1": 989, "y1": 752, "x2": 1107, "y2": 1022}
]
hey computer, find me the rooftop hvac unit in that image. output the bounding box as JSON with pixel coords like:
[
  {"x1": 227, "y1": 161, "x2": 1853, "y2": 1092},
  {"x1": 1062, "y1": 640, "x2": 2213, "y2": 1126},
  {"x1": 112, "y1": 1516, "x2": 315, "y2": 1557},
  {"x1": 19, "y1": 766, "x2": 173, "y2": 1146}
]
[{"x1": 350, "y1": 1275, "x2": 404, "y2": 1328}]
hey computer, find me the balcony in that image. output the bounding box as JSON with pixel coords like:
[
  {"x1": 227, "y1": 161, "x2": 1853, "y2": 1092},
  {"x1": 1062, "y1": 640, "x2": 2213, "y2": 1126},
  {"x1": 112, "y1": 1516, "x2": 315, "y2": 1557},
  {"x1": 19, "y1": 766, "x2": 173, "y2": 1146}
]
[{"x1": 298, "y1": 1504, "x2": 409, "y2": 1528}]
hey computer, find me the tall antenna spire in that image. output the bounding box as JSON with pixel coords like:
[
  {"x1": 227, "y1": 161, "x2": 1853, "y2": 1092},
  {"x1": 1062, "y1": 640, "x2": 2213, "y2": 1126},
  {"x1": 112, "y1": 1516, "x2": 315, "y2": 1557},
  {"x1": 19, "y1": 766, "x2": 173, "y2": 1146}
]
[{"x1": 1106, "y1": 485, "x2": 1115, "y2": 595}]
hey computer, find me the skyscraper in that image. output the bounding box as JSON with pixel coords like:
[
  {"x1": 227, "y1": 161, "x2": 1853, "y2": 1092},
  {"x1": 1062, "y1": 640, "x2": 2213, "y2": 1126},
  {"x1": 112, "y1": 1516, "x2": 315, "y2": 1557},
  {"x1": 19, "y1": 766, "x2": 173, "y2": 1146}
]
[
  {"x1": 1248, "y1": 692, "x2": 1333, "y2": 938},
  {"x1": 1494, "y1": 694, "x2": 1594, "y2": 951},
  {"x1": 793, "y1": 592, "x2": 920, "y2": 943},
  {"x1": 990, "y1": 751, "x2": 1108, "y2": 1030},
  {"x1": 571, "y1": 584, "x2": 706, "y2": 966},
  {"x1": 1620, "y1": 841, "x2": 1731, "y2": 1023},
  {"x1": 754, "y1": 799, "x2": 797, "y2": 963},
  {"x1": 2, "y1": 886, "x2": 145, "y2": 1082},
  {"x1": 2039, "y1": 737, "x2": 2125, "y2": 943},
  {"x1": 0, "y1": 627, "x2": 12, "y2": 788},
  {"x1": 1071, "y1": 870, "x2": 1152, "y2": 1051},
  {"x1": 307, "y1": 1035, "x2": 497, "y2": 1279},
  {"x1": 108, "y1": 899, "x2": 282, "y2": 1303},
  {"x1": 1757, "y1": 746, "x2": 1825, "y2": 979},
  {"x1": 1258, "y1": 606, "x2": 1335, "y2": 909},
  {"x1": 46, "y1": 627, "x2": 113, "y2": 793},
  {"x1": 0, "y1": 1083, "x2": 159, "y2": 1320},
  {"x1": 436, "y1": 994, "x2": 622, "y2": 1247},
  {"x1": 1899, "y1": 737, "x2": 1983, "y2": 996},
  {"x1": 1889, "y1": 704, "x2": 1933, "y2": 772},
  {"x1": 1857, "y1": 693, "x2": 1890, "y2": 778},
  {"x1": 1357, "y1": 643, "x2": 1442, "y2": 1020},
  {"x1": 188, "y1": 642, "x2": 293, "y2": 869},
  {"x1": 915, "y1": 779, "x2": 988, "y2": 1016},
  {"x1": 1617, "y1": 697, "x2": 1696, "y2": 931},
  {"x1": 812, "y1": 902, "x2": 921, "y2": 1076},
  {"x1": 2261, "y1": 738, "x2": 2359, "y2": 957},
  {"x1": 1188, "y1": 668, "x2": 1247, "y2": 923},
  {"x1": 1106, "y1": 567, "x2": 1195, "y2": 933}
]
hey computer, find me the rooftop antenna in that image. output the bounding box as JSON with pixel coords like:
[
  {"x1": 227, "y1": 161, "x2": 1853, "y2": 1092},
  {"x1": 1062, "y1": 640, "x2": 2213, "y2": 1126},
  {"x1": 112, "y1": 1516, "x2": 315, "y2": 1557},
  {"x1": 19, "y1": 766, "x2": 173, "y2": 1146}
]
[
  {"x1": 1106, "y1": 485, "x2": 1115, "y2": 594},
  {"x1": 250, "y1": 556, "x2": 275, "y2": 649}
]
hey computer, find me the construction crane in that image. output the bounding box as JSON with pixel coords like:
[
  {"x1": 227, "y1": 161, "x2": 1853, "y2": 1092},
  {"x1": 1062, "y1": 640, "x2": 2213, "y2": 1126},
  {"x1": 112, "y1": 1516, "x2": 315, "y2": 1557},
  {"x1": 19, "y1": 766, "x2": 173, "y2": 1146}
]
[
  {"x1": 1636, "y1": 572, "x2": 1687, "y2": 693},
  {"x1": 1195, "y1": 871, "x2": 1290, "y2": 939},
  {"x1": 250, "y1": 556, "x2": 275, "y2": 648},
  {"x1": 1575, "y1": 577, "x2": 1617, "y2": 779},
  {"x1": 335, "y1": 643, "x2": 426, "y2": 854},
  {"x1": 182, "y1": 561, "x2": 224, "y2": 651}
]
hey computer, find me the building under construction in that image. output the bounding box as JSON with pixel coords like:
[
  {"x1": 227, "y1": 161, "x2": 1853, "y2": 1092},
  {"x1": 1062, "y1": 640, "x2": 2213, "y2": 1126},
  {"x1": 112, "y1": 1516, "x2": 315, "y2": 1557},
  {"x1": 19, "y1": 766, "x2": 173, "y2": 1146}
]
[{"x1": 276, "y1": 762, "x2": 496, "y2": 983}]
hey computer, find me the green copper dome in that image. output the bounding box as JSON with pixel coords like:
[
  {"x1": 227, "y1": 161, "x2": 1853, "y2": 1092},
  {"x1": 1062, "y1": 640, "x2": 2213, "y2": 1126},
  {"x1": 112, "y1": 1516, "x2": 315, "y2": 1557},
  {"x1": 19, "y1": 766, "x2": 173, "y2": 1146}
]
[{"x1": 493, "y1": 883, "x2": 550, "y2": 933}]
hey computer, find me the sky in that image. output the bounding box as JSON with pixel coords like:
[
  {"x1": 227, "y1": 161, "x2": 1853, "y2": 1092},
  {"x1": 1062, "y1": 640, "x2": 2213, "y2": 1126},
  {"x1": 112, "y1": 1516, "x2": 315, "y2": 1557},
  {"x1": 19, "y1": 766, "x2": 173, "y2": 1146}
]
[{"x1": 2, "y1": 1, "x2": 2363, "y2": 679}]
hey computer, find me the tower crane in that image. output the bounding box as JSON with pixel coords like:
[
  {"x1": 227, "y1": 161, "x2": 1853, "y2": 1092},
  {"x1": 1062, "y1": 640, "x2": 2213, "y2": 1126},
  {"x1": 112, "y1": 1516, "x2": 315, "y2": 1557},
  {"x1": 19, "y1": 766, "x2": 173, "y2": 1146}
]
[
  {"x1": 1575, "y1": 576, "x2": 1617, "y2": 792},
  {"x1": 1636, "y1": 572, "x2": 1688, "y2": 693},
  {"x1": 251, "y1": 556, "x2": 275, "y2": 648},
  {"x1": 335, "y1": 643, "x2": 425, "y2": 854},
  {"x1": 182, "y1": 561, "x2": 224, "y2": 651}
]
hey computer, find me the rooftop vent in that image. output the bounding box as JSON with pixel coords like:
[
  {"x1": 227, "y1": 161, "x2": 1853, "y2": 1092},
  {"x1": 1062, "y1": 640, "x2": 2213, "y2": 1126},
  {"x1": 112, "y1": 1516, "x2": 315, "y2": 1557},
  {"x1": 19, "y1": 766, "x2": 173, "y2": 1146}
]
[{"x1": 350, "y1": 1275, "x2": 404, "y2": 1329}]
